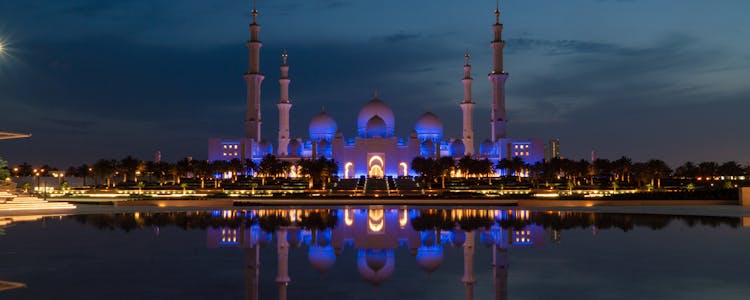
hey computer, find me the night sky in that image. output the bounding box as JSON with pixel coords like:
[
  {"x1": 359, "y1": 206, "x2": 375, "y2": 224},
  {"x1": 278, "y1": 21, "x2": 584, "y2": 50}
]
[{"x1": 1, "y1": 0, "x2": 749, "y2": 168}]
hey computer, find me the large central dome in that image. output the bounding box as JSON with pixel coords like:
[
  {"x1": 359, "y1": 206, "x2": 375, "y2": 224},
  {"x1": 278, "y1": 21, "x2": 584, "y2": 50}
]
[{"x1": 357, "y1": 97, "x2": 395, "y2": 138}]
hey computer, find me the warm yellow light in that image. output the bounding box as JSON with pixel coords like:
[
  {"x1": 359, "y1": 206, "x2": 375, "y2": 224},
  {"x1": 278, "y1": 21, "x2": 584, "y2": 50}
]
[{"x1": 344, "y1": 209, "x2": 354, "y2": 226}]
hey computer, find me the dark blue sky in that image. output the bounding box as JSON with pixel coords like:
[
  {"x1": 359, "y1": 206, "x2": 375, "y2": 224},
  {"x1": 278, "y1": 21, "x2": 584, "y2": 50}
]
[{"x1": 1, "y1": 0, "x2": 749, "y2": 167}]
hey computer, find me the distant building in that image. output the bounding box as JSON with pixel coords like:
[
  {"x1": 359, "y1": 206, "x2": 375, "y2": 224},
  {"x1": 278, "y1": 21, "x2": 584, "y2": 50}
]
[
  {"x1": 208, "y1": 4, "x2": 553, "y2": 176},
  {"x1": 545, "y1": 139, "x2": 561, "y2": 161}
]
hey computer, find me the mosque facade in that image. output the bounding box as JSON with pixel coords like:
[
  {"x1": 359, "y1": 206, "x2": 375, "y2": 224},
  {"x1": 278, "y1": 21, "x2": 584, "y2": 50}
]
[{"x1": 208, "y1": 5, "x2": 552, "y2": 178}]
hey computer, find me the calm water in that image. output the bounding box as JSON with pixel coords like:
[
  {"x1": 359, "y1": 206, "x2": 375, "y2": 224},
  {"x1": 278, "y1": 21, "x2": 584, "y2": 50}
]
[{"x1": 1, "y1": 207, "x2": 748, "y2": 300}]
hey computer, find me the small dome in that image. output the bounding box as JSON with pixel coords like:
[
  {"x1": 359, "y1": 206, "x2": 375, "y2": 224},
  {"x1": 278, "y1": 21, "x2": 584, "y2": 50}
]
[
  {"x1": 308, "y1": 245, "x2": 336, "y2": 273},
  {"x1": 420, "y1": 231, "x2": 436, "y2": 247},
  {"x1": 309, "y1": 111, "x2": 338, "y2": 140},
  {"x1": 287, "y1": 139, "x2": 302, "y2": 156},
  {"x1": 414, "y1": 112, "x2": 443, "y2": 137},
  {"x1": 450, "y1": 140, "x2": 465, "y2": 156},
  {"x1": 358, "y1": 97, "x2": 395, "y2": 137},
  {"x1": 479, "y1": 139, "x2": 494, "y2": 155},
  {"x1": 287, "y1": 228, "x2": 302, "y2": 247},
  {"x1": 365, "y1": 116, "x2": 388, "y2": 138},
  {"x1": 357, "y1": 249, "x2": 395, "y2": 286},
  {"x1": 365, "y1": 249, "x2": 388, "y2": 271},
  {"x1": 450, "y1": 229, "x2": 466, "y2": 247},
  {"x1": 259, "y1": 140, "x2": 273, "y2": 156},
  {"x1": 479, "y1": 231, "x2": 496, "y2": 247},
  {"x1": 416, "y1": 246, "x2": 444, "y2": 273}
]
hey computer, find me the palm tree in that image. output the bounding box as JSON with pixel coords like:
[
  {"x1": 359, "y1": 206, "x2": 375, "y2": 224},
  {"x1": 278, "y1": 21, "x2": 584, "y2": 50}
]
[
  {"x1": 210, "y1": 160, "x2": 229, "y2": 187},
  {"x1": 192, "y1": 160, "x2": 212, "y2": 189},
  {"x1": 509, "y1": 157, "x2": 527, "y2": 182},
  {"x1": 74, "y1": 164, "x2": 91, "y2": 186},
  {"x1": 258, "y1": 154, "x2": 283, "y2": 185},
  {"x1": 228, "y1": 158, "x2": 243, "y2": 181},
  {"x1": 297, "y1": 157, "x2": 338, "y2": 189},
  {"x1": 435, "y1": 156, "x2": 455, "y2": 189},
  {"x1": 118, "y1": 155, "x2": 141, "y2": 183},
  {"x1": 457, "y1": 156, "x2": 474, "y2": 178},
  {"x1": 674, "y1": 161, "x2": 698, "y2": 179},
  {"x1": 612, "y1": 156, "x2": 633, "y2": 183},
  {"x1": 411, "y1": 157, "x2": 436, "y2": 188},
  {"x1": 698, "y1": 161, "x2": 719, "y2": 179},
  {"x1": 496, "y1": 158, "x2": 511, "y2": 178},
  {"x1": 718, "y1": 161, "x2": 744, "y2": 176},
  {"x1": 92, "y1": 159, "x2": 117, "y2": 188},
  {"x1": 174, "y1": 158, "x2": 193, "y2": 184},
  {"x1": 245, "y1": 159, "x2": 258, "y2": 176},
  {"x1": 646, "y1": 159, "x2": 671, "y2": 189}
]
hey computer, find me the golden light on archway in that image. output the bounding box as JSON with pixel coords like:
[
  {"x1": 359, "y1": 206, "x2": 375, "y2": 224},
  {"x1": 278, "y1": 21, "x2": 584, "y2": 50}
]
[
  {"x1": 368, "y1": 208, "x2": 385, "y2": 233},
  {"x1": 399, "y1": 162, "x2": 408, "y2": 177},
  {"x1": 345, "y1": 208, "x2": 354, "y2": 226},
  {"x1": 344, "y1": 162, "x2": 353, "y2": 179}
]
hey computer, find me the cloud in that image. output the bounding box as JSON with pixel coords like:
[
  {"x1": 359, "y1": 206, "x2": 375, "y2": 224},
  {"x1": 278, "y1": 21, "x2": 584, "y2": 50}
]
[
  {"x1": 506, "y1": 38, "x2": 629, "y2": 56},
  {"x1": 42, "y1": 117, "x2": 95, "y2": 129},
  {"x1": 374, "y1": 32, "x2": 422, "y2": 44}
]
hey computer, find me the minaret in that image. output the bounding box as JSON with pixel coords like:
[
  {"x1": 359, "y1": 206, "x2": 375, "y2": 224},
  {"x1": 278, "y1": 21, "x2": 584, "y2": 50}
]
[
  {"x1": 244, "y1": 246, "x2": 260, "y2": 300},
  {"x1": 460, "y1": 51, "x2": 476, "y2": 155},
  {"x1": 493, "y1": 245, "x2": 508, "y2": 300},
  {"x1": 277, "y1": 50, "x2": 292, "y2": 156},
  {"x1": 462, "y1": 231, "x2": 476, "y2": 300},
  {"x1": 244, "y1": 2, "x2": 265, "y2": 142},
  {"x1": 276, "y1": 228, "x2": 291, "y2": 300},
  {"x1": 488, "y1": 3, "x2": 508, "y2": 142}
]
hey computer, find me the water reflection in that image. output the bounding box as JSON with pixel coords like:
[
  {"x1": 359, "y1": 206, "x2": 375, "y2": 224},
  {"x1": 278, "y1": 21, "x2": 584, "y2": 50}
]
[{"x1": 60, "y1": 208, "x2": 740, "y2": 300}]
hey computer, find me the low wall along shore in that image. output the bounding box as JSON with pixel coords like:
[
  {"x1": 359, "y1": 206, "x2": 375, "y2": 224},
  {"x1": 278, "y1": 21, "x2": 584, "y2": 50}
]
[{"x1": 741, "y1": 187, "x2": 750, "y2": 206}]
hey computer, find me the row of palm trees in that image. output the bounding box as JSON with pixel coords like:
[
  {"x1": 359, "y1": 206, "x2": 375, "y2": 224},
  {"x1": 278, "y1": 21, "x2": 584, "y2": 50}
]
[
  {"x1": 11, "y1": 154, "x2": 338, "y2": 189},
  {"x1": 410, "y1": 156, "x2": 748, "y2": 190},
  {"x1": 11, "y1": 155, "x2": 748, "y2": 190}
]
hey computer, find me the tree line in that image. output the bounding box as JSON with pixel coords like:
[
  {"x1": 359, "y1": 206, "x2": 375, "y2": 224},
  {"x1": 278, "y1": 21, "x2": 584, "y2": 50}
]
[
  {"x1": 7, "y1": 154, "x2": 338, "y2": 189},
  {"x1": 6, "y1": 154, "x2": 748, "y2": 190}
]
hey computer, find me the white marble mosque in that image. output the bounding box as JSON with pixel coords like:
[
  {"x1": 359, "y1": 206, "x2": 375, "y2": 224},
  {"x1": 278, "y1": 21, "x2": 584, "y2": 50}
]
[
  {"x1": 208, "y1": 4, "x2": 550, "y2": 178},
  {"x1": 206, "y1": 208, "x2": 546, "y2": 300}
]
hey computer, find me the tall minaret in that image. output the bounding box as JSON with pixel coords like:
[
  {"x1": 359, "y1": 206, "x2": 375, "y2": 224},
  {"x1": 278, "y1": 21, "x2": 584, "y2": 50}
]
[
  {"x1": 244, "y1": 2, "x2": 265, "y2": 142},
  {"x1": 460, "y1": 51, "x2": 476, "y2": 156},
  {"x1": 462, "y1": 231, "x2": 477, "y2": 300},
  {"x1": 276, "y1": 228, "x2": 291, "y2": 300},
  {"x1": 277, "y1": 50, "x2": 292, "y2": 156},
  {"x1": 488, "y1": 3, "x2": 509, "y2": 142}
]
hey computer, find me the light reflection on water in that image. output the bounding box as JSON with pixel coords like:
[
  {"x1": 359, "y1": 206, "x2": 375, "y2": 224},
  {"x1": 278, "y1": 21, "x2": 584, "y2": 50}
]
[{"x1": 0, "y1": 207, "x2": 748, "y2": 300}]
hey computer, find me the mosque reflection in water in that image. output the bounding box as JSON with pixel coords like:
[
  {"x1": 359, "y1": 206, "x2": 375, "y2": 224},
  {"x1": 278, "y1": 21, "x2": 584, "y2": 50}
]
[
  {"x1": 68, "y1": 208, "x2": 739, "y2": 300},
  {"x1": 205, "y1": 208, "x2": 533, "y2": 300}
]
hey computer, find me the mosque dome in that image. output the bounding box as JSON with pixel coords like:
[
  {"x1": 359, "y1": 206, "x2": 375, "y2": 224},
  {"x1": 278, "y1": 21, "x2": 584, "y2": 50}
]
[
  {"x1": 415, "y1": 246, "x2": 444, "y2": 273},
  {"x1": 308, "y1": 245, "x2": 336, "y2": 273},
  {"x1": 420, "y1": 139, "x2": 435, "y2": 157},
  {"x1": 358, "y1": 97, "x2": 395, "y2": 137},
  {"x1": 357, "y1": 249, "x2": 395, "y2": 286},
  {"x1": 479, "y1": 139, "x2": 495, "y2": 155},
  {"x1": 414, "y1": 112, "x2": 443, "y2": 138},
  {"x1": 287, "y1": 228, "x2": 302, "y2": 247},
  {"x1": 420, "y1": 230, "x2": 437, "y2": 247},
  {"x1": 450, "y1": 229, "x2": 466, "y2": 247},
  {"x1": 450, "y1": 140, "x2": 465, "y2": 157},
  {"x1": 365, "y1": 116, "x2": 388, "y2": 138},
  {"x1": 287, "y1": 139, "x2": 302, "y2": 156},
  {"x1": 309, "y1": 111, "x2": 338, "y2": 140},
  {"x1": 259, "y1": 140, "x2": 273, "y2": 156}
]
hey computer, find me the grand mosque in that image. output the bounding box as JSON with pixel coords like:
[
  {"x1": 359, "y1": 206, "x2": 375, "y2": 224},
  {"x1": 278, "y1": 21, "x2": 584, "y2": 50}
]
[{"x1": 208, "y1": 4, "x2": 551, "y2": 178}]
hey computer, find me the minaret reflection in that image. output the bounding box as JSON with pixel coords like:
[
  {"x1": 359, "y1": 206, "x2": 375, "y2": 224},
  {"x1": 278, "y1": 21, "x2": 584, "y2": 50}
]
[{"x1": 206, "y1": 208, "x2": 546, "y2": 300}]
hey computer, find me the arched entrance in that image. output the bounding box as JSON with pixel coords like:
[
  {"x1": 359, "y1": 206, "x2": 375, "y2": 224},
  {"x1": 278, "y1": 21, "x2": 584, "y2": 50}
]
[
  {"x1": 369, "y1": 165, "x2": 384, "y2": 178},
  {"x1": 368, "y1": 154, "x2": 385, "y2": 178}
]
